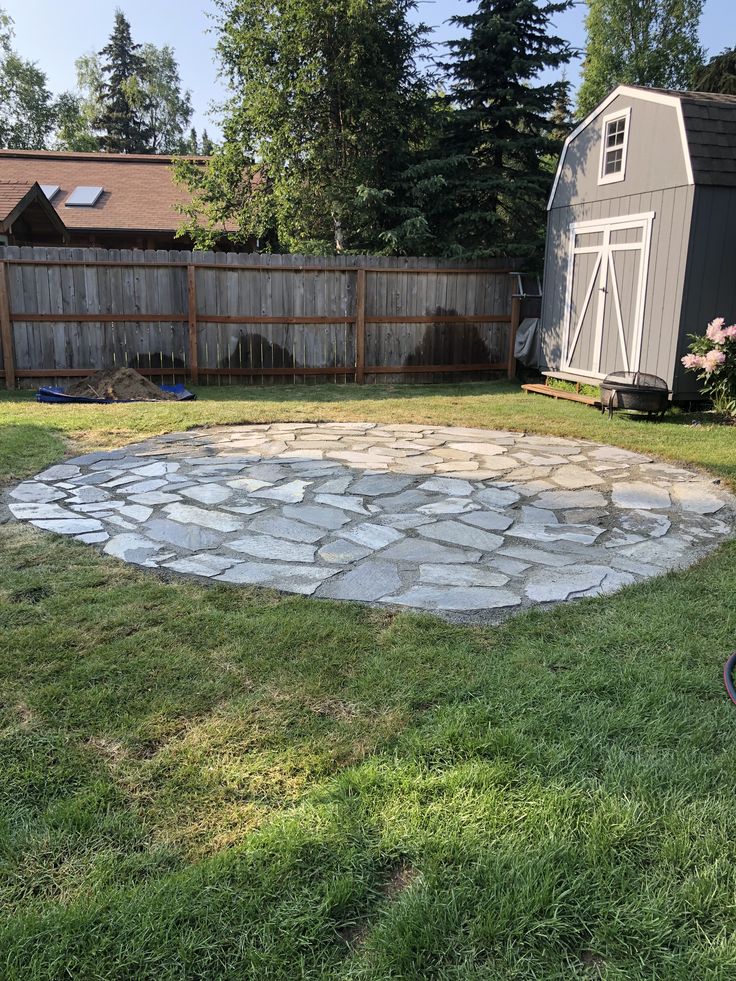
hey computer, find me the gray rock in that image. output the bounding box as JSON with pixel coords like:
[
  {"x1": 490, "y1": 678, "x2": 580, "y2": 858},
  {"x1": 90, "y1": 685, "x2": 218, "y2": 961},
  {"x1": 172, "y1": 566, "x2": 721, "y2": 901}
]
[
  {"x1": 34, "y1": 464, "x2": 80, "y2": 481},
  {"x1": 475, "y1": 487, "x2": 520, "y2": 508},
  {"x1": 164, "y1": 554, "x2": 239, "y2": 577},
  {"x1": 375, "y1": 513, "x2": 436, "y2": 530},
  {"x1": 141, "y1": 518, "x2": 224, "y2": 550},
  {"x1": 251, "y1": 480, "x2": 310, "y2": 504},
  {"x1": 417, "y1": 499, "x2": 480, "y2": 515},
  {"x1": 317, "y1": 539, "x2": 373, "y2": 563},
  {"x1": 611, "y1": 481, "x2": 671, "y2": 510},
  {"x1": 671, "y1": 482, "x2": 726, "y2": 514},
  {"x1": 247, "y1": 514, "x2": 325, "y2": 543},
  {"x1": 350, "y1": 474, "x2": 412, "y2": 496},
  {"x1": 10, "y1": 482, "x2": 66, "y2": 503},
  {"x1": 618, "y1": 509, "x2": 671, "y2": 538},
  {"x1": 104, "y1": 534, "x2": 165, "y2": 567},
  {"x1": 163, "y1": 503, "x2": 243, "y2": 532},
  {"x1": 216, "y1": 561, "x2": 337, "y2": 595},
  {"x1": 314, "y1": 494, "x2": 371, "y2": 514},
  {"x1": 319, "y1": 561, "x2": 402, "y2": 601},
  {"x1": 418, "y1": 520, "x2": 503, "y2": 551},
  {"x1": 525, "y1": 565, "x2": 610, "y2": 601},
  {"x1": 383, "y1": 585, "x2": 521, "y2": 611},
  {"x1": 382, "y1": 539, "x2": 482, "y2": 564},
  {"x1": 282, "y1": 503, "x2": 350, "y2": 530},
  {"x1": 419, "y1": 564, "x2": 509, "y2": 587},
  {"x1": 535, "y1": 489, "x2": 608, "y2": 510},
  {"x1": 10, "y1": 502, "x2": 78, "y2": 521},
  {"x1": 226, "y1": 533, "x2": 316, "y2": 562},
  {"x1": 550, "y1": 464, "x2": 604, "y2": 489},
  {"x1": 340, "y1": 523, "x2": 404, "y2": 550},
  {"x1": 31, "y1": 518, "x2": 104, "y2": 535},
  {"x1": 179, "y1": 484, "x2": 234, "y2": 505},
  {"x1": 496, "y1": 544, "x2": 579, "y2": 567},
  {"x1": 75, "y1": 531, "x2": 110, "y2": 544},
  {"x1": 418, "y1": 476, "x2": 474, "y2": 496}
]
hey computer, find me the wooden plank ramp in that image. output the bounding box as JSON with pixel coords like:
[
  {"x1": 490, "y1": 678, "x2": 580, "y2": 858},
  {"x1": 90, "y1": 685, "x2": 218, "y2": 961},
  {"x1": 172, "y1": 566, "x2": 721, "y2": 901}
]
[{"x1": 521, "y1": 382, "x2": 601, "y2": 407}]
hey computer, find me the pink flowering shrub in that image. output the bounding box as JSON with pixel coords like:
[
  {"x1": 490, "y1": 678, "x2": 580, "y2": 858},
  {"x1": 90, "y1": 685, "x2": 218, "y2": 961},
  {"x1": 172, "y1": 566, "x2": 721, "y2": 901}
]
[{"x1": 681, "y1": 317, "x2": 736, "y2": 416}]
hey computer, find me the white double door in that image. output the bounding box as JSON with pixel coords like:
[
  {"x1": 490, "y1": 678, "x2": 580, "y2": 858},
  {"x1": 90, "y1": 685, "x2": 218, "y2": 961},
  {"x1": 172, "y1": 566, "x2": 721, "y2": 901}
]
[{"x1": 562, "y1": 212, "x2": 654, "y2": 379}]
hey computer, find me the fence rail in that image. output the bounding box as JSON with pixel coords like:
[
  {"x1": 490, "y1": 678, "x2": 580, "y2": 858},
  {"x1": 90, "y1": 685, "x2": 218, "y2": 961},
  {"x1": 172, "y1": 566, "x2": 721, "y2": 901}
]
[{"x1": 0, "y1": 247, "x2": 536, "y2": 388}]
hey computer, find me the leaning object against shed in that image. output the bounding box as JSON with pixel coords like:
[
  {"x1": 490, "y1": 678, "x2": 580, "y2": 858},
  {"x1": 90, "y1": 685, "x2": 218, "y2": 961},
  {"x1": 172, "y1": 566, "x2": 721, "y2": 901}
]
[{"x1": 537, "y1": 84, "x2": 736, "y2": 404}]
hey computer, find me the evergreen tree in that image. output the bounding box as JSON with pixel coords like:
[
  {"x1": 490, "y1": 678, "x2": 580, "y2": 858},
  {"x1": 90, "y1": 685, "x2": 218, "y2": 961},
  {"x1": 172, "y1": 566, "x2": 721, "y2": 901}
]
[
  {"x1": 187, "y1": 126, "x2": 199, "y2": 154},
  {"x1": 95, "y1": 9, "x2": 151, "y2": 153},
  {"x1": 434, "y1": 0, "x2": 573, "y2": 259},
  {"x1": 200, "y1": 129, "x2": 213, "y2": 156},
  {"x1": 695, "y1": 48, "x2": 736, "y2": 96},
  {"x1": 577, "y1": 0, "x2": 705, "y2": 116}
]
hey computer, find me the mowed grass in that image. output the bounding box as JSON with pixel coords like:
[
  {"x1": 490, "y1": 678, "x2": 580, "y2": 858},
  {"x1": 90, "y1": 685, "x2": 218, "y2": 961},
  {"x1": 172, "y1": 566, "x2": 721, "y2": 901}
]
[{"x1": 1, "y1": 381, "x2": 736, "y2": 979}]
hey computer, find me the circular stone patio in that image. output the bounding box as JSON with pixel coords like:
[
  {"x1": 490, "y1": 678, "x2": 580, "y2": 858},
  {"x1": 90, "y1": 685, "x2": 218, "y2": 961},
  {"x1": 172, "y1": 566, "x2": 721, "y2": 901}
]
[{"x1": 6, "y1": 423, "x2": 735, "y2": 620}]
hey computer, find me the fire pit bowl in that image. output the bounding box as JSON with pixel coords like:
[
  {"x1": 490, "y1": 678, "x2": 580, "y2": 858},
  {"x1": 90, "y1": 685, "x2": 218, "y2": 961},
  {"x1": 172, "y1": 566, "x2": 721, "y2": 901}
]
[{"x1": 599, "y1": 371, "x2": 670, "y2": 419}]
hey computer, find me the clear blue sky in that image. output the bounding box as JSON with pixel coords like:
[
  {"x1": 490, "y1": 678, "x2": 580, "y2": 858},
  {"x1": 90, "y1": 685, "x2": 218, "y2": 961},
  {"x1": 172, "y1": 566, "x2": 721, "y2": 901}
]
[{"x1": 4, "y1": 0, "x2": 736, "y2": 139}]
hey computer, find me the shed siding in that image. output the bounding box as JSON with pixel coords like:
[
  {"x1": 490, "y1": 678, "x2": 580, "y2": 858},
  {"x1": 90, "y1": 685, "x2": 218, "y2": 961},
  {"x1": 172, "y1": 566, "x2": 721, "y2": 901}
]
[
  {"x1": 675, "y1": 184, "x2": 736, "y2": 396},
  {"x1": 540, "y1": 185, "x2": 695, "y2": 390},
  {"x1": 553, "y1": 95, "x2": 689, "y2": 209}
]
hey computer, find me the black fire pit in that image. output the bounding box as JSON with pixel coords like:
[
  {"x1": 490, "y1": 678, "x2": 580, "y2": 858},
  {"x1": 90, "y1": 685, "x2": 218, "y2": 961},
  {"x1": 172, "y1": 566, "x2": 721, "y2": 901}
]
[{"x1": 599, "y1": 371, "x2": 670, "y2": 419}]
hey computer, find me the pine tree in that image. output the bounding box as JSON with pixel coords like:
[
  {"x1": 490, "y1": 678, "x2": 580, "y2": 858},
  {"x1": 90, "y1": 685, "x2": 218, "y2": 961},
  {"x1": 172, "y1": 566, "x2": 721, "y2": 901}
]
[
  {"x1": 200, "y1": 129, "x2": 213, "y2": 156},
  {"x1": 187, "y1": 127, "x2": 199, "y2": 154},
  {"x1": 695, "y1": 48, "x2": 736, "y2": 96},
  {"x1": 436, "y1": 0, "x2": 573, "y2": 259},
  {"x1": 95, "y1": 9, "x2": 150, "y2": 153}
]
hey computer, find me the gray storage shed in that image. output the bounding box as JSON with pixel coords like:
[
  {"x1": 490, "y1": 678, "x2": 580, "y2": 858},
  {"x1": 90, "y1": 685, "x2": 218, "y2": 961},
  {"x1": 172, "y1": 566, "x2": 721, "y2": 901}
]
[{"x1": 538, "y1": 84, "x2": 736, "y2": 400}]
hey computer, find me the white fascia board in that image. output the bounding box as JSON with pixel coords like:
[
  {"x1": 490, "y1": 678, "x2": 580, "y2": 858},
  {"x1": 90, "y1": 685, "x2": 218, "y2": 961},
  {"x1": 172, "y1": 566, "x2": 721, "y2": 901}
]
[{"x1": 547, "y1": 85, "x2": 694, "y2": 211}]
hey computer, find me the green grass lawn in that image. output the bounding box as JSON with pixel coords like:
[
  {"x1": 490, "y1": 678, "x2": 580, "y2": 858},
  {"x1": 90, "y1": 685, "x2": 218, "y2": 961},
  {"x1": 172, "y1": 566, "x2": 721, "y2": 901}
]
[{"x1": 1, "y1": 381, "x2": 735, "y2": 980}]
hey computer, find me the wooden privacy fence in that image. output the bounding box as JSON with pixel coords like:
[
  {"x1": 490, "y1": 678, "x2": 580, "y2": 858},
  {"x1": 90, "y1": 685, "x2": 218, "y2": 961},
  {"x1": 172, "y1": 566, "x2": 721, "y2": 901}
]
[{"x1": 0, "y1": 247, "x2": 536, "y2": 388}]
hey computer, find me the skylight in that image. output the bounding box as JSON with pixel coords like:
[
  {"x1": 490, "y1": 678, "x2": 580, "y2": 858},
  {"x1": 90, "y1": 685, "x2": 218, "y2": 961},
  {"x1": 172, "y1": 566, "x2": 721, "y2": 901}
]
[
  {"x1": 65, "y1": 186, "x2": 104, "y2": 207},
  {"x1": 40, "y1": 184, "x2": 60, "y2": 201}
]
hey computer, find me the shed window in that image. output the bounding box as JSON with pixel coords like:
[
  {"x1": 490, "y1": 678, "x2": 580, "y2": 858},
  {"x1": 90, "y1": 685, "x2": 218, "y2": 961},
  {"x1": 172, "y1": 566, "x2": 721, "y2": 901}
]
[{"x1": 598, "y1": 108, "x2": 631, "y2": 185}]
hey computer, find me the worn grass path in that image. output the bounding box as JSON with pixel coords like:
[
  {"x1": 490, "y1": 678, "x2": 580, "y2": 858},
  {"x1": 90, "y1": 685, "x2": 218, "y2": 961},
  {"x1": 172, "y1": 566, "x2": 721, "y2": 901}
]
[{"x1": 1, "y1": 382, "x2": 735, "y2": 980}]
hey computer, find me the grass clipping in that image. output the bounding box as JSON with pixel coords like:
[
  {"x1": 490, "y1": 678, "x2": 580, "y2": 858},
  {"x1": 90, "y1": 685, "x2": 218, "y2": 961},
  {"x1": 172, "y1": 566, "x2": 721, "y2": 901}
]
[{"x1": 64, "y1": 367, "x2": 177, "y2": 402}]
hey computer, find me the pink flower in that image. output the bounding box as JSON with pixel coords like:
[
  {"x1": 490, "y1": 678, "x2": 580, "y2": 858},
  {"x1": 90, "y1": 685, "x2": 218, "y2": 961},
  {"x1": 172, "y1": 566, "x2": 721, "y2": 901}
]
[
  {"x1": 725, "y1": 324, "x2": 736, "y2": 340},
  {"x1": 706, "y1": 317, "x2": 729, "y2": 344},
  {"x1": 681, "y1": 353, "x2": 704, "y2": 369},
  {"x1": 702, "y1": 349, "x2": 726, "y2": 373}
]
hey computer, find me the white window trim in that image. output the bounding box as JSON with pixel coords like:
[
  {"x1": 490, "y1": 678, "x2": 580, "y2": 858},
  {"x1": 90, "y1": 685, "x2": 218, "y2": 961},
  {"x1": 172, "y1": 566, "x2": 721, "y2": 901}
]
[{"x1": 598, "y1": 107, "x2": 631, "y2": 186}]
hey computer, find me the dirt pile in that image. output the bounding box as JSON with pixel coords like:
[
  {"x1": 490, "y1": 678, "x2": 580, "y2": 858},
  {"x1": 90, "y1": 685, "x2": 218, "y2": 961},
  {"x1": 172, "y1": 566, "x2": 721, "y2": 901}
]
[{"x1": 65, "y1": 367, "x2": 177, "y2": 402}]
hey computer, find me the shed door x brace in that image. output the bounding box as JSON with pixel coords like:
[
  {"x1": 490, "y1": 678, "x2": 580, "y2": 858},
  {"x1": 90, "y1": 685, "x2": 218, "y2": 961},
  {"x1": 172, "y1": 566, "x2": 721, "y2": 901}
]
[{"x1": 562, "y1": 211, "x2": 654, "y2": 380}]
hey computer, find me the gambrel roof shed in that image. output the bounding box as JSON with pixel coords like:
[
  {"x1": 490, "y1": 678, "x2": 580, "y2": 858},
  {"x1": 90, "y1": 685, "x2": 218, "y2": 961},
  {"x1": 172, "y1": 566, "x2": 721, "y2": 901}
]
[{"x1": 540, "y1": 85, "x2": 736, "y2": 399}]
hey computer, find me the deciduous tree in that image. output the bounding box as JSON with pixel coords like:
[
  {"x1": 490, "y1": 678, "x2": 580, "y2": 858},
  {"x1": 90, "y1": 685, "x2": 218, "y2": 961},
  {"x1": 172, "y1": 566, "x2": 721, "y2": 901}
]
[
  {"x1": 577, "y1": 0, "x2": 705, "y2": 116},
  {"x1": 176, "y1": 0, "x2": 432, "y2": 253}
]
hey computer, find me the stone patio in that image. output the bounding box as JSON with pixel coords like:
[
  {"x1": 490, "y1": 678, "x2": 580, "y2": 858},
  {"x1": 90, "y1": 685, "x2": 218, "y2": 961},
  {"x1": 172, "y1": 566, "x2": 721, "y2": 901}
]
[{"x1": 6, "y1": 423, "x2": 735, "y2": 621}]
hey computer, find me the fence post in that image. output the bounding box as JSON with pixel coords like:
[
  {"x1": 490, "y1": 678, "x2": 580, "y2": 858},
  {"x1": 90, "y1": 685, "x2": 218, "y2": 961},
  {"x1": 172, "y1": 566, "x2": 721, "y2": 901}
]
[
  {"x1": 0, "y1": 260, "x2": 15, "y2": 390},
  {"x1": 355, "y1": 267, "x2": 366, "y2": 384},
  {"x1": 187, "y1": 264, "x2": 199, "y2": 385},
  {"x1": 507, "y1": 293, "x2": 522, "y2": 380}
]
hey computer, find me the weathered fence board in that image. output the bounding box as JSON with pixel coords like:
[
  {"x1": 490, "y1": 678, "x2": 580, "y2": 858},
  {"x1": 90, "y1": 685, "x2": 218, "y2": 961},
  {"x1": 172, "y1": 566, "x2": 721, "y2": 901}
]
[{"x1": 0, "y1": 247, "x2": 539, "y2": 388}]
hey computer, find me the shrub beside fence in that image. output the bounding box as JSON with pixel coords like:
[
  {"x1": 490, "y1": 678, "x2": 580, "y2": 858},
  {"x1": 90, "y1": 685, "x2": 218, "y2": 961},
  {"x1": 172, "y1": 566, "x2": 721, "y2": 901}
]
[{"x1": 0, "y1": 247, "x2": 540, "y2": 388}]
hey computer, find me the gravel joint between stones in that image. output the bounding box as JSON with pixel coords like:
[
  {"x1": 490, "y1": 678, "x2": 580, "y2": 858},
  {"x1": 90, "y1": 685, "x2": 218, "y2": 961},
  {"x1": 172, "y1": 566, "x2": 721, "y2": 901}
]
[{"x1": 6, "y1": 423, "x2": 735, "y2": 623}]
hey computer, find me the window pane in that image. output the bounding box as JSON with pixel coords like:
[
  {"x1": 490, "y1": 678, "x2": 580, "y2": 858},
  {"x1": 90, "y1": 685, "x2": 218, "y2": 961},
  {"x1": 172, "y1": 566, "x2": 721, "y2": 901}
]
[{"x1": 604, "y1": 148, "x2": 623, "y2": 174}]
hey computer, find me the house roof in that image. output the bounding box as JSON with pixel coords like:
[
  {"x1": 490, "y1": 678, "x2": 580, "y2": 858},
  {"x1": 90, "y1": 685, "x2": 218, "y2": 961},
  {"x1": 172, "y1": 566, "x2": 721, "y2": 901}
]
[
  {"x1": 0, "y1": 179, "x2": 68, "y2": 238},
  {"x1": 549, "y1": 85, "x2": 736, "y2": 208},
  {"x1": 0, "y1": 150, "x2": 237, "y2": 235}
]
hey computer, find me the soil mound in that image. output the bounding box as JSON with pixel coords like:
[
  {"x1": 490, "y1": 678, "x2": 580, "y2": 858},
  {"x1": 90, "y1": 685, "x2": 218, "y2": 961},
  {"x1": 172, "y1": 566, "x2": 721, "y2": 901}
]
[{"x1": 65, "y1": 367, "x2": 177, "y2": 402}]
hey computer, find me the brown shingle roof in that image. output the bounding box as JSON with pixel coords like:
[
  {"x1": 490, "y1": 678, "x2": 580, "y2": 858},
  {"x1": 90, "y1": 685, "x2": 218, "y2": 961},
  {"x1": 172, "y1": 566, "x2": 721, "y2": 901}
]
[
  {"x1": 0, "y1": 179, "x2": 68, "y2": 237},
  {"x1": 0, "y1": 150, "x2": 236, "y2": 234}
]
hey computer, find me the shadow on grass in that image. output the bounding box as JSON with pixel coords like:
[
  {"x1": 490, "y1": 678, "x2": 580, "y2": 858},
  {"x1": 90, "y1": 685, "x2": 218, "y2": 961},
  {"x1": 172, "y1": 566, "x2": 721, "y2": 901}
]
[{"x1": 0, "y1": 424, "x2": 66, "y2": 486}]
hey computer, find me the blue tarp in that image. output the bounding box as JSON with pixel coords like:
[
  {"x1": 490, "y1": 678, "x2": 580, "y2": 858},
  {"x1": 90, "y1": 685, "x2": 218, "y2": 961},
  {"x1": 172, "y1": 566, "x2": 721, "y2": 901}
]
[{"x1": 36, "y1": 383, "x2": 196, "y2": 405}]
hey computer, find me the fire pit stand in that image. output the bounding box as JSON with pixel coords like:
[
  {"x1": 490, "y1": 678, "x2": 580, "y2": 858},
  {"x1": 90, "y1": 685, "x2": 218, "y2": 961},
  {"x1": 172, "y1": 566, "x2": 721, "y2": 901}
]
[{"x1": 599, "y1": 371, "x2": 670, "y2": 419}]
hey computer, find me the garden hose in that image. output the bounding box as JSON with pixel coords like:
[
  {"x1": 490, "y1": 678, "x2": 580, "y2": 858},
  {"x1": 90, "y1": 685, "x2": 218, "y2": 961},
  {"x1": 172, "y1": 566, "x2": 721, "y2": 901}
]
[{"x1": 724, "y1": 652, "x2": 736, "y2": 707}]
